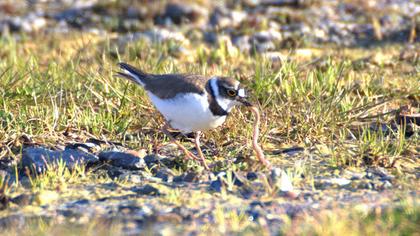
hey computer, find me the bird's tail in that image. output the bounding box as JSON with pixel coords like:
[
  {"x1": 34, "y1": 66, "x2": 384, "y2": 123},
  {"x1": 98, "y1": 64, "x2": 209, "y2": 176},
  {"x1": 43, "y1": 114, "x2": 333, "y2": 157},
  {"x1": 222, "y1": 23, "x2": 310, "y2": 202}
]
[{"x1": 116, "y1": 62, "x2": 149, "y2": 87}]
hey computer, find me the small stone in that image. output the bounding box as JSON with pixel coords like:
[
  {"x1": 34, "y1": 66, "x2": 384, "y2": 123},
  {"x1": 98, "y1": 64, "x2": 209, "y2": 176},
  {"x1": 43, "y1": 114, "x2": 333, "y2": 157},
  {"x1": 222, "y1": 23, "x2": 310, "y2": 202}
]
[
  {"x1": 33, "y1": 190, "x2": 59, "y2": 205},
  {"x1": 349, "y1": 172, "x2": 365, "y2": 180},
  {"x1": 325, "y1": 178, "x2": 351, "y2": 186},
  {"x1": 99, "y1": 151, "x2": 146, "y2": 170},
  {"x1": 247, "y1": 172, "x2": 258, "y2": 181},
  {"x1": 183, "y1": 172, "x2": 199, "y2": 182},
  {"x1": 232, "y1": 35, "x2": 251, "y2": 52},
  {"x1": 0, "y1": 215, "x2": 25, "y2": 229},
  {"x1": 262, "y1": 52, "x2": 286, "y2": 63},
  {"x1": 65, "y1": 142, "x2": 100, "y2": 152},
  {"x1": 210, "y1": 7, "x2": 246, "y2": 28},
  {"x1": 161, "y1": 2, "x2": 208, "y2": 25},
  {"x1": 9, "y1": 14, "x2": 47, "y2": 32},
  {"x1": 155, "y1": 168, "x2": 175, "y2": 182},
  {"x1": 0, "y1": 194, "x2": 9, "y2": 210},
  {"x1": 232, "y1": 172, "x2": 245, "y2": 187},
  {"x1": 367, "y1": 167, "x2": 395, "y2": 181},
  {"x1": 203, "y1": 31, "x2": 219, "y2": 45},
  {"x1": 11, "y1": 194, "x2": 32, "y2": 206},
  {"x1": 0, "y1": 157, "x2": 15, "y2": 170},
  {"x1": 159, "y1": 157, "x2": 177, "y2": 169},
  {"x1": 209, "y1": 179, "x2": 223, "y2": 192},
  {"x1": 254, "y1": 41, "x2": 276, "y2": 53},
  {"x1": 358, "y1": 182, "x2": 373, "y2": 190},
  {"x1": 132, "y1": 184, "x2": 160, "y2": 196},
  {"x1": 21, "y1": 147, "x2": 99, "y2": 174},
  {"x1": 253, "y1": 29, "x2": 282, "y2": 43},
  {"x1": 144, "y1": 154, "x2": 161, "y2": 169},
  {"x1": 366, "y1": 172, "x2": 374, "y2": 179},
  {"x1": 107, "y1": 167, "x2": 127, "y2": 179},
  {"x1": 381, "y1": 181, "x2": 392, "y2": 189},
  {"x1": 73, "y1": 199, "x2": 89, "y2": 205},
  {"x1": 127, "y1": 174, "x2": 143, "y2": 184}
]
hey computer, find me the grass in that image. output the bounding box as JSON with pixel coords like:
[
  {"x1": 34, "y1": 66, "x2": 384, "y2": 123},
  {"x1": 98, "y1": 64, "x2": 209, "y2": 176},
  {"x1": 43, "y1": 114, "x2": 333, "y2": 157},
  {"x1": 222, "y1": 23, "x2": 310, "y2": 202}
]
[{"x1": 0, "y1": 30, "x2": 419, "y2": 235}]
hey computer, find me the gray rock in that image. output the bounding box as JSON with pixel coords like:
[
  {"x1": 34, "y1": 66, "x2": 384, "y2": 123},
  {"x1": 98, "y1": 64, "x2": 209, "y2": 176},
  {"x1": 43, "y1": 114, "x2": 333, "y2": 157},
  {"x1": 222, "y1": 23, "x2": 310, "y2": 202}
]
[
  {"x1": 0, "y1": 157, "x2": 14, "y2": 174},
  {"x1": 272, "y1": 146, "x2": 304, "y2": 156},
  {"x1": 251, "y1": 29, "x2": 282, "y2": 53},
  {"x1": 155, "y1": 168, "x2": 175, "y2": 182},
  {"x1": 119, "y1": 29, "x2": 188, "y2": 47},
  {"x1": 210, "y1": 7, "x2": 246, "y2": 28},
  {"x1": 203, "y1": 31, "x2": 219, "y2": 45},
  {"x1": 0, "y1": 215, "x2": 25, "y2": 229},
  {"x1": 7, "y1": 14, "x2": 47, "y2": 33},
  {"x1": 253, "y1": 29, "x2": 283, "y2": 43},
  {"x1": 162, "y1": 2, "x2": 208, "y2": 25},
  {"x1": 324, "y1": 177, "x2": 351, "y2": 186},
  {"x1": 183, "y1": 172, "x2": 199, "y2": 182},
  {"x1": 132, "y1": 184, "x2": 160, "y2": 196},
  {"x1": 21, "y1": 147, "x2": 99, "y2": 174},
  {"x1": 0, "y1": 194, "x2": 9, "y2": 210},
  {"x1": 209, "y1": 179, "x2": 223, "y2": 192},
  {"x1": 247, "y1": 172, "x2": 258, "y2": 181},
  {"x1": 381, "y1": 181, "x2": 393, "y2": 189},
  {"x1": 11, "y1": 194, "x2": 32, "y2": 206},
  {"x1": 99, "y1": 151, "x2": 146, "y2": 170},
  {"x1": 232, "y1": 35, "x2": 252, "y2": 52},
  {"x1": 144, "y1": 154, "x2": 160, "y2": 169},
  {"x1": 367, "y1": 167, "x2": 395, "y2": 181}
]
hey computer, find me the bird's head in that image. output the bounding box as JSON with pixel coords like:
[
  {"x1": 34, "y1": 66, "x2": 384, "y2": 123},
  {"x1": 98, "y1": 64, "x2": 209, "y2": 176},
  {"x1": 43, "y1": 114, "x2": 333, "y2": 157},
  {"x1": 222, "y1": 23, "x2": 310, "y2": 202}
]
[{"x1": 210, "y1": 77, "x2": 252, "y2": 113}]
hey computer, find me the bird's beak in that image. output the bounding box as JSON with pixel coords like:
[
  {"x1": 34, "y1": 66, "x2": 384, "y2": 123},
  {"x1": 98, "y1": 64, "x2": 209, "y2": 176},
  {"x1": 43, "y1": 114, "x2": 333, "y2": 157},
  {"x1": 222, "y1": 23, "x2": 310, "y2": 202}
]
[{"x1": 237, "y1": 96, "x2": 253, "y2": 107}]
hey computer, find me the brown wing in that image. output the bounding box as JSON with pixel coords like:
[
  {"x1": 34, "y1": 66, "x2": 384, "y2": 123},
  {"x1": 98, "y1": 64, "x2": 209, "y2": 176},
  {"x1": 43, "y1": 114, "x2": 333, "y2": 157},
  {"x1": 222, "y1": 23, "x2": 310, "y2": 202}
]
[{"x1": 145, "y1": 74, "x2": 209, "y2": 99}]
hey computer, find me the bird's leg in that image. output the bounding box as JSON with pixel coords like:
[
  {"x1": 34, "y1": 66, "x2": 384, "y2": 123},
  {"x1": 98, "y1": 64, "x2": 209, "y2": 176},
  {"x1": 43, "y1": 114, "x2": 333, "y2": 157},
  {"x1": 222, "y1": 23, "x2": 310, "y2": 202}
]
[
  {"x1": 161, "y1": 124, "x2": 199, "y2": 161},
  {"x1": 194, "y1": 131, "x2": 209, "y2": 170}
]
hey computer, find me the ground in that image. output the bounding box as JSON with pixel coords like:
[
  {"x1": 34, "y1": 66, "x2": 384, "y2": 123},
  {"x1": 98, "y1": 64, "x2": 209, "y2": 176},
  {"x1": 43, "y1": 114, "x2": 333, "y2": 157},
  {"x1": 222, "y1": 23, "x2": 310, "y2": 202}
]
[{"x1": 0, "y1": 0, "x2": 419, "y2": 235}]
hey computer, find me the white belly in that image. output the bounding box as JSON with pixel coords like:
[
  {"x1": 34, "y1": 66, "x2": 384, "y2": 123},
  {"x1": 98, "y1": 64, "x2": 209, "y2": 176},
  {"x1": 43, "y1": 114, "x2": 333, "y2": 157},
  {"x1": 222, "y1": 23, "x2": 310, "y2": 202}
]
[{"x1": 148, "y1": 92, "x2": 226, "y2": 133}]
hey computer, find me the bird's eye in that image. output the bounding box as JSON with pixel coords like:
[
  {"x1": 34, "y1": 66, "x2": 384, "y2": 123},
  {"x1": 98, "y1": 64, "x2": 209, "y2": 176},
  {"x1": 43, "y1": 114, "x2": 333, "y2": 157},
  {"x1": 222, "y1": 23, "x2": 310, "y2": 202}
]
[{"x1": 227, "y1": 89, "x2": 237, "y2": 97}]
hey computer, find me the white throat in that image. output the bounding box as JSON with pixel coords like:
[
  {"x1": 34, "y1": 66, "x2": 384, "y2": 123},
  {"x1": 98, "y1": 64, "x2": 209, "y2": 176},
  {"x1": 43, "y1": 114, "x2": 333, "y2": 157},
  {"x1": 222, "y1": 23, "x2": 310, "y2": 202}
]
[{"x1": 210, "y1": 78, "x2": 237, "y2": 112}]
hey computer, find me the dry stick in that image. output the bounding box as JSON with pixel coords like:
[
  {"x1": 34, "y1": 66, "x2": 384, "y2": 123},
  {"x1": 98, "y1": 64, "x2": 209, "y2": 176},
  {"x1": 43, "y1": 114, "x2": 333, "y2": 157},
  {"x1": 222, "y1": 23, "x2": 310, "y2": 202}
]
[{"x1": 249, "y1": 106, "x2": 272, "y2": 169}]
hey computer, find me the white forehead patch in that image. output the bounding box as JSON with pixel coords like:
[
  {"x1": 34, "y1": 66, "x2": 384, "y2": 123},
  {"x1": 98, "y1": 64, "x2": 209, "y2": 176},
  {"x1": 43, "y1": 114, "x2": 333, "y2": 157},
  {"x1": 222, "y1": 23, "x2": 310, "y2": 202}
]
[
  {"x1": 238, "y1": 88, "x2": 245, "y2": 97},
  {"x1": 234, "y1": 81, "x2": 240, "y2": 90}
]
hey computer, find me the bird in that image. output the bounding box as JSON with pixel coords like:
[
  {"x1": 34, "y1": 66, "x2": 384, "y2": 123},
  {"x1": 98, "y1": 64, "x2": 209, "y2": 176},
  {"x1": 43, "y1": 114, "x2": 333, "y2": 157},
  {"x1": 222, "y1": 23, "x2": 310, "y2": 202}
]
[{"x1": 116, "y1": 62, "x2": 252, "y2": 169}]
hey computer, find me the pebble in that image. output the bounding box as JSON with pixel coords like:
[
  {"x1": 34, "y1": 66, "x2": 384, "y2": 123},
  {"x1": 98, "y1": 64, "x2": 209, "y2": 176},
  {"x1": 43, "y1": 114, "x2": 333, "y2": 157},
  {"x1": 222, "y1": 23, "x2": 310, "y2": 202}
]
[
  {"x1": 367, "y1": 167, "x2": 395, "y2": 181},
  {"x1": 381, "y1": 181, "x2": 393, "y2": 189},
  {"x1": 99, "y1": 151, "x2": 146, "y2": 170},
  {"x1": 161, "y1": 2, "x2": 208, "y2": 25},
  {"x1": 21, "y1": 147, "x2": 99, "y2": 174},
  {"x1": 0, "y1": 215, "x2": 25, "y2": 229},
  {"x1": 0, "y1": 194, "x2": 9, "y2": 210},
  {"x1": 262, "y1": 52, "x2": 286, "y2": 63},
  {"x1": 155, "y1": 168, "x2": 175, "y2": 182},
  {"x1": 11, "y1": 194, "x2": 32, "y2": 206},
  {"x1": 209, "y1": 179, "x2": 223, "y2": 192},
  {"x1": 120, "y1": 29, "x2": 188, "y2": 46},
  {"x1": 232, "y1": 35, "x2": 252, "y2": 52},
  {"x1": 33, "y1": 190, "x2": 59, "y2": 205},
  {"x1": 210, "y1": 7, "x2": 246, "y2": 28},
  {"x1": 7, "y1": 14, "x2": 47, "y2": 32},
  {"x1": 132, "y1": 184, "x2": 160, "y2": 196},
  {"x1": 247, "y1": 172, "x2": 258, "y2": 181}
]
